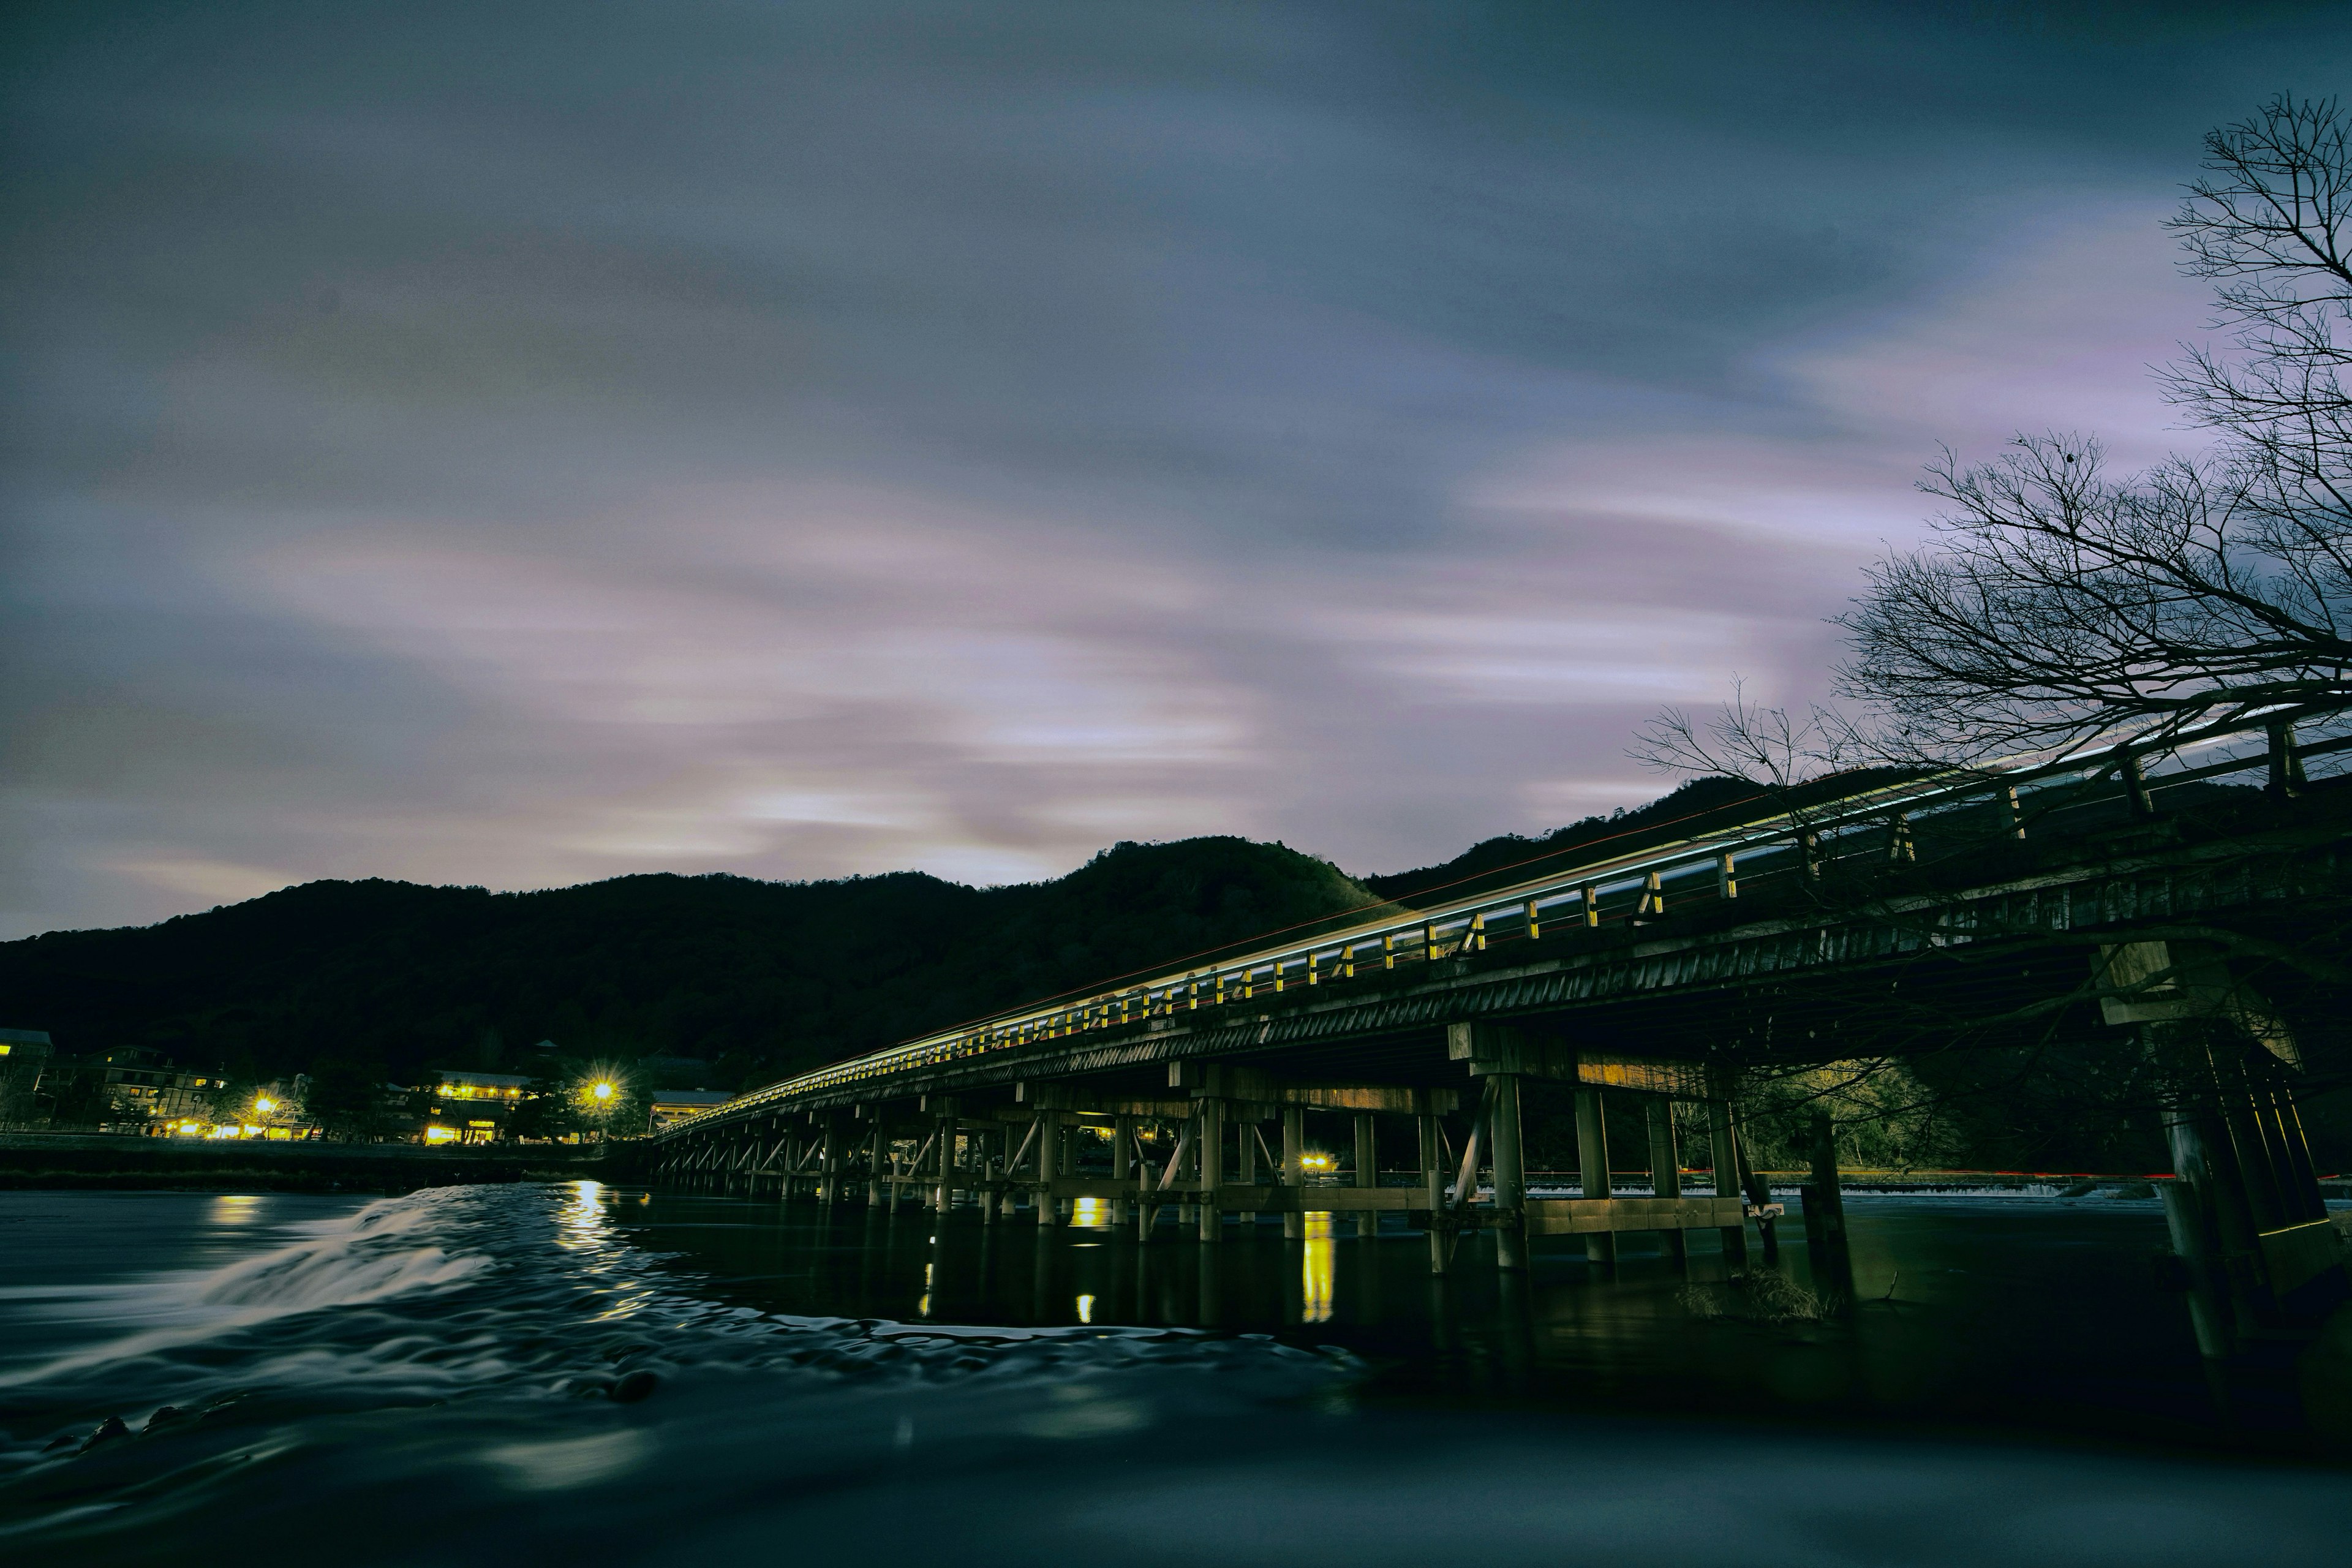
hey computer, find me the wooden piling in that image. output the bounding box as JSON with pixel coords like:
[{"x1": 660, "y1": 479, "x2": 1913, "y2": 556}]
[
  {"x1": 1647, "y1": 1099, "x2": 1686, "y2": 1263},
  {"x1": 1281, "y1": 1105, "x2": 1306, "y2": 1241},
  {"x1": 1035, "y1": 1109, "x2": 1061, "y2": 1227},
  {"x1": 1419, "y1": 1112, "x2": 1446, "y2": 1274},
  {"x1": 1493, "y1": 1077, "x2": 1528, "y2": 1272},
  {"x1": 1354, "y1": 1112, "x2": 1379, "y2": 1240},
  {"x1": 1234, "y1": 1109, "x2": 1257, "y2": 1229},
  {"x1": 1198, "y1": 1098, "x2": 1226, "y2": 1243},
  {"x1": 1112, "y1": 1113, "x2": 1136, "y2": 1227},
  {"x1": 1575, "y1": 1088, "x2": 1613, "y2": 1265}
]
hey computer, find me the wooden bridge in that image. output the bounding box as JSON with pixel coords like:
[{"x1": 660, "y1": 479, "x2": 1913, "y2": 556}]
[{"x1": 642, "y1": 713, "x2": 2352, "y2": 1337}]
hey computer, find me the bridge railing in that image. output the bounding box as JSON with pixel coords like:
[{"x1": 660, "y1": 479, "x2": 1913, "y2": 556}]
[{"x1": 659, "y1": 706, "x2": 2348, "y2": 1135}]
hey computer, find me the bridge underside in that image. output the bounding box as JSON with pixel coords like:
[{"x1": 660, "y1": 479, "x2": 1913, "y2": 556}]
[{"x1": 646, "y1": 812, "x2": 2352, "y2": 1322}]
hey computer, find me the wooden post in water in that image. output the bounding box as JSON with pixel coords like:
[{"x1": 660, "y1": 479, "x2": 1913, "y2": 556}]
[
  {"x1": 1803, "y1": 1110, "x2": 1849, "y2": 1302},
  {"x1": 1575, "y1": 1088, "x2": 1614, "y2": 1265},
  {"x1": 1419, "y1": 1113, "x2": 1447, "y2": 1274},
  {"x1": 1803, "y1": 1112, "x2": 1846, "y2": 1247},
  {"x1": 1035, "y1": 1109, "x2": 1061, "y2": 1227},
  {"x1": 819, "y1": 1118, "x2": 842, "y2": 1205},
  {"x1": 1234, "y1": 1109, "x2": 1257, "y2": 1231},
  {"x1": 933, "y1": 1104, "x2": 957, "y2": 1213},
  {"x1": 1112, "y1": 1113, "x2": 1137, "y2": 1227},
  {"x1": 1491, "y1": 1077, "x2": 1528, "y2": 1272},
  {"x1": 1647, "y1": 1099, "x2": 1685, "y2": 1263},
  {"x1": 1197, "y1": 1098, "x2": 1226, "y2": 1243},
  {"x1": 1354, "y1": 1112, "x2": 1379, "y2": 1240},
  {"x1": 867, "y1": 1120, "x2": 888, "y2": 1208},
  {"x1": 1281, "y1": 1106, "x2": 1306, "y2": 1240}
]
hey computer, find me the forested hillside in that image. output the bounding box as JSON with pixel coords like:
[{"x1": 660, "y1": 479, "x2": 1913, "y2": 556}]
[{"x1": 0, "y1": 836, "x2": 1379, "y2": 1093}]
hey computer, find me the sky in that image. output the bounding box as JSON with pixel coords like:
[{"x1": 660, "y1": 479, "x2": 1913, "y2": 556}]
[{"x1": 7, "y1": 1, "x2": 2351, "y2": 939}]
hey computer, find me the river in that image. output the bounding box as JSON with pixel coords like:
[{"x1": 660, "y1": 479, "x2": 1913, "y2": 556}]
[{"x1": 4, "y1": 1182, "x2": 2350, "y2": 1566}]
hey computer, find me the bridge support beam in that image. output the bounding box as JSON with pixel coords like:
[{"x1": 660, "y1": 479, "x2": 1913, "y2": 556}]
[
  {"x1": 1491, "y1": 1077, "x2": 1527, "y2": 1272},
  {"x1": 1112, "y1": 1114, "x2": 1136, "y2": 1226},
  {"x1": 1354, "y1": 1113, "x2": 1379, "y2": 1240},
  {"x1": 867, "y1": 1119, "x2": 886, "y2": 1208},
  {"x1": 819, "y1": 1118, "x2": 842, "y2": 1205},
  {"x1": 1648, "y1": 1099, "x2": 1686, "y2": 1264},
  {"x1": 1035, "y1": 1109, "x2": 1061, "y2": 1227},
  {"x1": 1197, "y1": 1098, "x2": 1226, "y2": 1243},
  {"x1": 932, "y1": 1099, "x2": 958, "y2": 1213},
  {"x1": 1575, "y1": 1088, "x2": 1613, "y2": 1265},
  {"x1": 1281, "y1": 1106, "x2": 1306, "y2": 1241},
  {"x1": 1234, "y1": 1108, "x2": 1257, "y2": 1230},
  {"x1": 1420, "y1": 1113, "x2": 1447, "y2": 1275},
  {"x1": 1804, "y1": 1111, "x2": 1851, "y2": 1303}
]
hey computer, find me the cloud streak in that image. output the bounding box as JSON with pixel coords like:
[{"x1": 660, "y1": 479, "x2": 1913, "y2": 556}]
[{"x1": 4, "y1": 1, "x2": 2345, "y2": 935}]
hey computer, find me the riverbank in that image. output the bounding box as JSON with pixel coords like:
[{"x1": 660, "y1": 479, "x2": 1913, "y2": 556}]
[{"x1": 0, "y1": 1132, "x2": 614, "y2": 1192}]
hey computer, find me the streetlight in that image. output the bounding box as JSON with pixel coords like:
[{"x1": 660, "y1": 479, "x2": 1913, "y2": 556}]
[
  {"x1": 590, "y1": 1081, "x2": 614, "y2": 1102},
  {"x1": 254, "y1": 1097, "x2": 277, "y2": 1116}
]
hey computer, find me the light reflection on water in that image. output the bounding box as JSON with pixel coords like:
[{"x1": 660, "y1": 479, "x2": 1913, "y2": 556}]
[
  {"x1": 7, "y1": 1185, "x2": 2352, "y2": 1567},
  {"x1": 1301, "y1": 1212, "x2": 1335, "y2": 1324},
  {"x1": 209, "y1": 1194, "x2": 262, "y2": 1226}
]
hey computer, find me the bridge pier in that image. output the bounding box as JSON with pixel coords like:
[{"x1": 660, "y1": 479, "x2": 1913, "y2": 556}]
[
  {"x1": 1648, "y1": 1100, "x2": 1686, "y2": 1264},
  {"x1": 819, "y1": 1117, "x2": 842, "y2": 1204},
  {"x1": 1281, "y1": 1106, "x2": 1305, "y2": 1241},
  {"x1": 1575, "y1": 1088, "x2": 1613, "y2": 1266},
  {"x1": 1354, "y1": 1113, "x2": 1378, "y2": 1240},
  {"x1": 1706, "y1": 1096, "x2": 1746, "y2": 1266},
  {"x1": 1035, "y1": 1109, "x2": 1061, "y2": 1227},
  {"x1": 1803, "y1": 1111, "x2": 1851, "y2": 1305},
  {"x1": 1420, "y1": 1113, "x2": 1447, "y2": 1275},
  {"x1": 1233, "y1": 1107, "x2": 1258, "y2": 1230},
  {"x1": 931, "y1": 1099, "x2": 957, "y2": 1213},
  {"x1": 1197, "y1": 1098, "x2": 1225, "y2": 1242},
  {"x1": 1490, "y1": 1077, "x2": 1528, "y2": 1271}
]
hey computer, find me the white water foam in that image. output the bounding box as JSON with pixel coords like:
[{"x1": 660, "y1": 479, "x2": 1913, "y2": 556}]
[{"x1": 0, "y1": 1188, "x2": 494, "y2": 1390}]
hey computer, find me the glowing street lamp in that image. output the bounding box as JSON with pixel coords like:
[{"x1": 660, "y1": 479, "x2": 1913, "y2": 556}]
[
  {"x1": 590, "y1": 1081, "x2": 614, "y2": 1102},
  {"x1": 253, "y1": 1096, "x2": 278, "y2": 1116}
]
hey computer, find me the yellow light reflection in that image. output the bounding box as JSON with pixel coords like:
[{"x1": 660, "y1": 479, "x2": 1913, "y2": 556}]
[
  {"x1": 1070, "y1": 1196, "x2": 1112, "y2": 1230},
  {"x1": 1076, "y1": 1294, "x2": 1095, "y2": 1324},
  {"x1": 559, "y1": 1180, "x2": 609, "y2": 1249},
  {"x1": 423, "y1": 1125, "x2": 460, "y2": 1144},
  {"x1": 1301, "y1": 1212, "x2": 1335, "y2": 1324}
]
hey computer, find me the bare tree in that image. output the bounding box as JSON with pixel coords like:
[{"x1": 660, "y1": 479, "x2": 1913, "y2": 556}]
[{"x1": 1835, "y1": 96, "x2": 2352, "y2": 765}]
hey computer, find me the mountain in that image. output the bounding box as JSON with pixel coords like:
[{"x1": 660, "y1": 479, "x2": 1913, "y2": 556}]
[{"x1": 0, "y1": 835, "x2": 1382, "y2": 1090}]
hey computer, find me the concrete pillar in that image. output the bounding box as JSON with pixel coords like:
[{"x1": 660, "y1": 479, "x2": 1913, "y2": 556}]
[
  {"x1": 1706, "y1": 1098, "x2": 1746, "y2": 1265},
  {"x1": 1575, "y1": 1088, "x2": 1614, "y2": 1265},
  {"x1": 1419, "y1": 1113, "x2": 1447, "y2": 1275},
  {"x1": 1354, "y1": 1112, "x2": 1379, "y2": 1240},
  {"x1": 1491, "y1": 1076, "x2": 1528, "y2": 1272},
  {"x1": 1281, "y1": 1105, "x2": 1306, "y2": 1241},
  {"x1": 1034, "y1": 1109, "x2": 1061, "y2": 1227},
  {"x1": 1197, "y1": 1099, "x2": 1226, "y2": 1243},
  {"x1": 1648, "y1": 1098, "x2": 1685, "y2": 1263}
]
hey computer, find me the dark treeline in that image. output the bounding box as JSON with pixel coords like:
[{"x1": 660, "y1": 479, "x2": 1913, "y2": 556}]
[
  {"x1": 0, "y1": 837, "x2": 1374, "y2": 1096},
  {"x1": 9, "y1": 778, "x2": 2343, "y2": 1173}
]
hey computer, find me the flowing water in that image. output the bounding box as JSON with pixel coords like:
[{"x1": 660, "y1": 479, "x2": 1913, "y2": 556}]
[{"x1": 5, "y1": 1183, "x2": 2352, "y2": 1566}]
